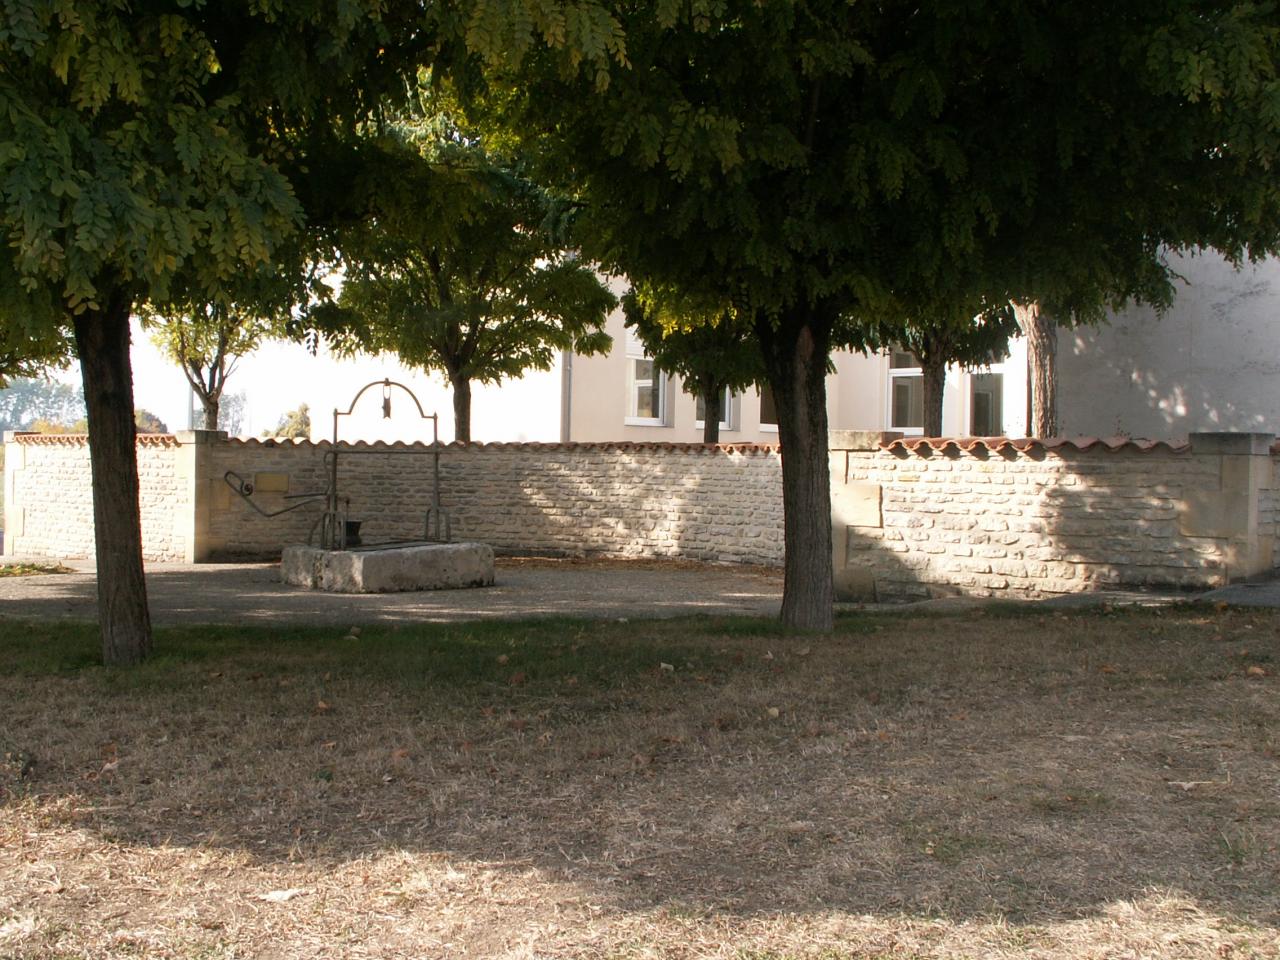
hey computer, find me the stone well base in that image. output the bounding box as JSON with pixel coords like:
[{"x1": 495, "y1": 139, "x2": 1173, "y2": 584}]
[{"x1": 282, "y1": 542, "x2": 495, "y2": 593}]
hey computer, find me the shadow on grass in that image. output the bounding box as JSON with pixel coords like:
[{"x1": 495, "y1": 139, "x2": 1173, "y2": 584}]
[{"x1": 2, "y1": 606, "x2": 1278, "y2": 933}]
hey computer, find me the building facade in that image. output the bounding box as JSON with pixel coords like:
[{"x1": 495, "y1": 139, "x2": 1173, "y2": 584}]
[{"x1": 567, "y1": 251, "x2": 1280, "y2": 444}]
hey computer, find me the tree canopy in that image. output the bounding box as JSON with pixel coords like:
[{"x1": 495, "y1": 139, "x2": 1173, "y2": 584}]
[
  {"x1": 308, "y1": 112, "x2": 616, "y2": 442},
  {"x1": 469, "y1": 0, "x2": 1280, "y2": 628},
  {"x1": 0, "y1": 0, "x2": 438, "y2": 664}
]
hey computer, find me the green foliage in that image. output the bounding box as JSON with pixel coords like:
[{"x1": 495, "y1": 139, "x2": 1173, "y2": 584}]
[
  {"x1": 144, "y1": 294, "x2": 288, "y2": 430},
  {"x1": 865, "y1": 301, "x2": 1018, "y2": 375},
  {"x1": 267, "y1": 404, "x2": 311, "y2": 440},
  {"x1": 29, "y1": 416, "x2": 87, "y2": 433},
  {"x1": 134, "y1": 408, "x2": 168, "y2": 434},
  {"x1": 307, "y1": 106, "x2": 617, "y2": 437},
  {"x1": 470, "y1": 0, "x2": 1280, "y2": 625},
  {"x1": 621, "y1": 283, "x2": 762, "y2": 437},
  {"x1": 482, "y1": 1, "x2": 1280, "y2": 335},
  {"x1": 0, "y1": 2, "x2": 309, "y2": 327}
]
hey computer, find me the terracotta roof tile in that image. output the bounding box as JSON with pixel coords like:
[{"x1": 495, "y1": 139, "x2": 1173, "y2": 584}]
[
  {"x1": 225, "y1": 437, "x2": 782, "y2": 455},
  {"x1": 880, "y1": 435, "x2": 1192, "y2": 455},
  {"x1": 12, "y1": 432, "x2": 179, "y2": 448}
]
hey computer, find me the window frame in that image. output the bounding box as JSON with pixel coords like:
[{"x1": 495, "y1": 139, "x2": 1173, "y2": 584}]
[
  {"x1": 886, "y1": 348, "x2": 925, "y2": 435},
  {"x1": 624, "y1": 354, "x2": 669, "y2": 426},
  {"x1": 968, "y1": 370, "x2": 1004, "y2": 437},
  {"x1": 693, "y1": 385, "x2": 737, "y2": 432},
  {"x1": 757, "y1": 384, "x2": 780, "y2": 434}
]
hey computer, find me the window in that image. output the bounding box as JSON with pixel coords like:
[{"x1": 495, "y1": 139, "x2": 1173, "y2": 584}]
[
  {"x1": 888, "y1": 348, "x2": 924, "y2": 432},
  {"x1": 626, "y1": 357, "x2": 667, "y2": 423},
  {"x1": 758, "y1": 384, "x2": 779, "y2": 432},
  {"x1": 694, "y1": 386, "x2": 735, "y2": 431},
  {"x1": 970, "y1": 372, "x2": 1004, "y2": 436},
  {"x1": 624, "y1": 327, "x2": 668, "y2": 426}
]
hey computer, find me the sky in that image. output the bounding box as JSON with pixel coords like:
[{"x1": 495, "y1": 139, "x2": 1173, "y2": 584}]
[{"x1": 60, "y1": 319, "x2": 565, "y2": 444}]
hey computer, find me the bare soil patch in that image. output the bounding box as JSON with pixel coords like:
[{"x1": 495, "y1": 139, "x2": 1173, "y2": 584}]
[{"x1": 1, "y1": 606, "x2": 1277, "y2": 958}]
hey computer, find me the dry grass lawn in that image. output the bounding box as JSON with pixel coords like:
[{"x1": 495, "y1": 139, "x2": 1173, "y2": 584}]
[{"x1": 0, "y1": 603, "x2": 1277, "y2": 959}]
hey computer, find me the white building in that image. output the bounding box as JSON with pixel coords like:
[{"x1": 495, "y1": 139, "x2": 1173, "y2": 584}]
[
  {"x1": 563, "y1": 309, "x2": 1028, "y2": 443},
  {"x1": 117, "y1": 250, "x2": 1280, "y2": 445},
  {"x1": 566, "y1": 250, "x2": 1280, "y2": 444}
]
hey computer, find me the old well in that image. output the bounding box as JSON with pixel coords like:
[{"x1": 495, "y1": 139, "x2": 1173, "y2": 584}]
[{"x1": 228, "y1": 378, "x2": 494, "y2": 593}]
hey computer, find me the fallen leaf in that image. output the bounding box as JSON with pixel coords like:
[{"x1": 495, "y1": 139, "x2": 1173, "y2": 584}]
[
  {"x1": 320, "y1": 740, "x2": 337, "y2": 750},
  {"x1": 796, "y1": 646, "x2": 811, "y2": 657},
  {"x1": 315, "y1": 699, "x2": 331, "y2": 713},
  {"x1": 496, "y1": 654, "x2": 510, "y2": 665},
  {"x1": 659, "y1": 662, "x2": 675, "y2": 672},
  {"x1": 255, "y1": 888, "x2": 308, "y2": 903},
  {"x1": 390, "y1": 748, "x2": 411, "y2": 762},
  {"x1": 348, "y1": 626, "x2": 362, "y2": 637},
  {"x1": 508, "y1": 671, "x2": 527, "y2": 686},
  {"x1": 1099, "y1": 664, "x2": 1117, "y2": 675},
  {"x1": 1247, "y1": 665, "x2": 1268, "y2": 677},
  {"x1": 766, "y1": 707, "x2": 780, "y2": 719}
]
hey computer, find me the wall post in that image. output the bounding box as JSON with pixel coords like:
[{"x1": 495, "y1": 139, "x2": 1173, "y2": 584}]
[
  {"x1": 174, "y1": 430, "x2": 227, "y2": 562},
  {"x1": 1179, "y1": 432, "x2": 1275, "y2": 581},
  {"x1": 829, "y1": 430, "x2": 901, "y2": 601}
]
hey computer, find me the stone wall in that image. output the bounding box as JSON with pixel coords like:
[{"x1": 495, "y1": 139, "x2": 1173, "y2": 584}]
[
  {"x1": 5, "y1": 429, "x2": 1278, "y2": 601},
  {"x1": 203, "y1": 439, "x2": 785, "y2": 565},
  {"x1": 2, "y1": 433, "x2": 192, "y2": 562},
  {"x1": 831, "y1": 431, "x2": 1277, "y2": 600}
]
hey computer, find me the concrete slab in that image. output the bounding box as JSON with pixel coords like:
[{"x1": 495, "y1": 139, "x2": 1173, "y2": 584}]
[{"x1": 282, "y1": 542, "x2": 494, "y2": 593}]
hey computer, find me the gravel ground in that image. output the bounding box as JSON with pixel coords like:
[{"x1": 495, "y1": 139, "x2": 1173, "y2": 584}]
[
  {"x1": 0, "y1": 556, "x2": 786, "y2": 626},
  {"x1": 2, "y1": 552, "x2": 1270, "y2": 629}
]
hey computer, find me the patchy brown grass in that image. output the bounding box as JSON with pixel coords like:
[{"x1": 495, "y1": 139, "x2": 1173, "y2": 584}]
[
  {"x1": 0, "y1": 563, "x2": 73, "y2": 578},
  {"x1": 0, "y1": 605, "x2": 1277, "y2": 959}
]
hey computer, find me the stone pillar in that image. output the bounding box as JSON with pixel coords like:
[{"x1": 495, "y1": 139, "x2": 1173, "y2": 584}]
[
  {"x1": 174, "y1": 429, "x2": 227, "y2": 562},
  {"x1": 829, "y1": 431, "x2": 901, "y2": 601},
  {"x1": 2, "y1": 431, "x2": 28, "y2": 558},
  {"x1": 1179, "y1": 432, "x2": 1276, "y2": 581}
]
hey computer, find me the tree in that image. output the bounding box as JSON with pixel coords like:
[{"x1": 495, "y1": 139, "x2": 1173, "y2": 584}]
[
  {"x1": 311, "y1": 118, "x2": 617, "y2": 443},
  {"x1": 134, "y1": 409, "x2": 168, "y2": 434},
  {"x1": 0, "y1": 379, "x2": 84, "y2": 432},
  {"x1": 219, "y1": 390, "x2": 247, "y2": 436},
  {"x1": 0, "y1": 2, "x2": 430, "y2": 663},
  {"x1": 470, "y1": 1, "x2": 1280, "y2": 630},
  {"x1": 866, "y1": 305, "x2": 1018, "y2": 438},
  {"x1": 145, "y1": 299, "x2": 283, "y2": 432},
  {"x1": 266, "y1": 404, "x2": 312, "y2": 440},
  {"x1": 621, "y1": 285, "x2": 763, "y2": 443}
]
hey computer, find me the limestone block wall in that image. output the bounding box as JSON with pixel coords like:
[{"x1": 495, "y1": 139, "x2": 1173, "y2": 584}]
[
  {"x1": 831, "y1": 432, "x2": 1277, "y2": 600},
  {"x1": 3, "y1": 433, "x2": 190, "y2": 562},
  {"x1": 6, "y1": 429, "x2": 1278, "y2": 603},
  {"x1": 203, "y1": 439, "x2": 785, "y2": 564}
]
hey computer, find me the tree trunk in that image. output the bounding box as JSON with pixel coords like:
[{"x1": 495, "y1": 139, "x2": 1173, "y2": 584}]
[
  {"x1": 202, "y1": 395, "x2": 220, "y2": 431},
  {"x1": 921, "y1": 354, "x2": 946, "y2": 437},
  {"x1": 73, "y1": 292, "x2": 153, "y2": 666},
  {"x1": 757, "y1": 309, "x2": 834, "y2": 632},
  {"x1": 451, "y1": 375, "x2": 471, "y2": 443},
  {"x1": 702, "y1": 385, "x2": 722, "y2": 444},
  {"x1": 1012, "y1": 300, "x2": 1058, "y2": 436}
]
